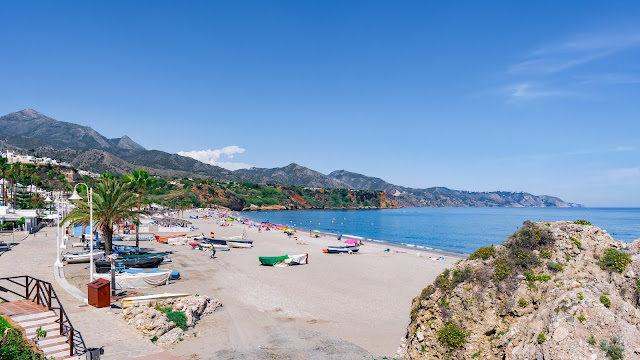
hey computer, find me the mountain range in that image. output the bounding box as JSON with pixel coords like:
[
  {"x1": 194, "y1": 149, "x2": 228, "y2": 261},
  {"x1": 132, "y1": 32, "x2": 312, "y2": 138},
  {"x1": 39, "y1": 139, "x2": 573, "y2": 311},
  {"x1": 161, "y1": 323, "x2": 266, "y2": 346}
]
[{"x1": 0, "y1": 109, "x2": 580, "y2": 207}]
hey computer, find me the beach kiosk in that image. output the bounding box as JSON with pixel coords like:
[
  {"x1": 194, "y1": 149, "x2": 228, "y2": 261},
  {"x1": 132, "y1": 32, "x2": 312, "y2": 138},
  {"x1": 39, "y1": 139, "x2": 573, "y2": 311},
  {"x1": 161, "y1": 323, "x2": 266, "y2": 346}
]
[{"x1": 87, "y1": 278, "x2": 110, "y2": 308}]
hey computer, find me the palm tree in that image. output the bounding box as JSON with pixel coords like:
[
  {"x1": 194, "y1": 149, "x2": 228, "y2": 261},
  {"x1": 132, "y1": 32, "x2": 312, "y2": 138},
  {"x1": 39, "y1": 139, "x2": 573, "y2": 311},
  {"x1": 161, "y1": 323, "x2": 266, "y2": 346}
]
[
  {"x1": 64, "y1": 176, "x2": 144, "y2": 255},
  {"x1": 0, "y1": 157, "x2": 9, "y2": 205},
  {"x1": 10, "y1": 162, "x2": 22, "y2": 208},
  {"x1": 123, "y1": 169, "x2": 153, "y2": 251},
  {"x1": 32, "y1": 175, "x2": 42, "y2": 207}
]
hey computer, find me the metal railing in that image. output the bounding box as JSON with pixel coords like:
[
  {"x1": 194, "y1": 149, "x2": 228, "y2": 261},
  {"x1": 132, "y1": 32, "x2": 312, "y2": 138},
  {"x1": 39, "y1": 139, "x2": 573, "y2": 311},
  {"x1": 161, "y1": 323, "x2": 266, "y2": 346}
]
[{"x1": 0, "y1": 275, "x2": 75, "y2": 356}]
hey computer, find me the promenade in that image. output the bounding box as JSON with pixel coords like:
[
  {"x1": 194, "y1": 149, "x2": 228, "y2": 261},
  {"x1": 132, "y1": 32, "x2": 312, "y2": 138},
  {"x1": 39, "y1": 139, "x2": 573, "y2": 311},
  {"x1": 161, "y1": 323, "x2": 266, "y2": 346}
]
[{"x1": 0, "y1": 226, "x2": 178, "y2": 360}]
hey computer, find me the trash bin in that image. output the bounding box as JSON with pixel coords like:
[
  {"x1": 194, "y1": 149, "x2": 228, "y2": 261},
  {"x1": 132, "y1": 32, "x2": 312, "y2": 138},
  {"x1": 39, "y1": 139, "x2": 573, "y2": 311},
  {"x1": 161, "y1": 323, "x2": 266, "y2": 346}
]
[
  {"x1": 85, "y1": 347, "x2": 104, "y2": 359},
  {"x1": 87, "y1": 278, "x2": 110, "y2": 308}
]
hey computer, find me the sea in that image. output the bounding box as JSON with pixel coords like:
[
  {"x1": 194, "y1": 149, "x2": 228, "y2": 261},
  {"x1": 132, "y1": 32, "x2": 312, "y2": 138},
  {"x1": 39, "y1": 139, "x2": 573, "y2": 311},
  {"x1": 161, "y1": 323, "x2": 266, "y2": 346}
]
[{"x1": 244, "y1": 208, "x2": 640, "y2": 255}]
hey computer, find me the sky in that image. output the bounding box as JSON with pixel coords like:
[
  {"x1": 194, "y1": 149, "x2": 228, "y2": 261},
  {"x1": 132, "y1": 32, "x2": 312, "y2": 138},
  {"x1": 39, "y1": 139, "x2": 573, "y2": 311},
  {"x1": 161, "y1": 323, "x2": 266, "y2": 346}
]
[{"x1": 1, "y1": 1, "x2": 639, "y2": 207}]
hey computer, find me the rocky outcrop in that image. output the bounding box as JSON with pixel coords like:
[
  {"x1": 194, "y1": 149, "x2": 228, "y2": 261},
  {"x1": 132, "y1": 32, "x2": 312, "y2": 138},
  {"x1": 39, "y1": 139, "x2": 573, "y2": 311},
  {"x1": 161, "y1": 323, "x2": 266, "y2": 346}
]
[
  {"x1": 122, "y1": 307, "x2": 172, "y2": 336},
  {"x1": 401, "y1": 221, "x2": 640, "y2": 359},
  {"x1": 156, "y1": 295, "x2": 222, "y2": 328},
  {"x1": 121, "y1": 295, "x2": 222, "y2": 346},
  {"x1": 156, "y1": 328, "x2": 184, "y2": 347}
]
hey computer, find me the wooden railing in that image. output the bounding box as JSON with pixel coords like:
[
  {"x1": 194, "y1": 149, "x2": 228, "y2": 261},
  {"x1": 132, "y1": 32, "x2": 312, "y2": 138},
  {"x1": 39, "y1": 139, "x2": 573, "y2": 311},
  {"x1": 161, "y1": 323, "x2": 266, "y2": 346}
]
[{"x1": 0, "y1": 275, "x2": 75, "y2": 356}]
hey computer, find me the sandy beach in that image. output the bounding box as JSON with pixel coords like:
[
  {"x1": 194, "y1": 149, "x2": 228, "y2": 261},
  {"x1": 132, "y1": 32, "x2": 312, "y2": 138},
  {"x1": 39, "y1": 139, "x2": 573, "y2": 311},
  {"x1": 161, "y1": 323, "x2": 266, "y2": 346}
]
[{"x1": 64, "y1": 209, "x2": 461, "y2": 359}]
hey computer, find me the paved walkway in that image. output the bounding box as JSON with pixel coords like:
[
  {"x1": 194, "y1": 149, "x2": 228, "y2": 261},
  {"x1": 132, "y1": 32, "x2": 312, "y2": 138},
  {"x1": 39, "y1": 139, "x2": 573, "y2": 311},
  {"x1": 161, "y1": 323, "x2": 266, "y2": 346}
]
[{"x1": 0, "y1": 226, "x2": 175, "y2": 359}]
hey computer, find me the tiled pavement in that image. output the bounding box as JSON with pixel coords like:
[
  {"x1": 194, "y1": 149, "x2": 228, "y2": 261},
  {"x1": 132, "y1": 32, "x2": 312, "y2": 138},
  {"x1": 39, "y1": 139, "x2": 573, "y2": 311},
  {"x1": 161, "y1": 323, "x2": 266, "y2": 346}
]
[{"x1": 0, "y1": 227, "x2": 180, "y2": 359}]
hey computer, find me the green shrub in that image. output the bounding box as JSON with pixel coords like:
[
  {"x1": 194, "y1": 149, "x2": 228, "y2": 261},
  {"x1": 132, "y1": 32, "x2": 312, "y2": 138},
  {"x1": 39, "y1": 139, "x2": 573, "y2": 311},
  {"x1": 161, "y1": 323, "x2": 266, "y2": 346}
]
[
  {"x1": 577, "y1": 315, "x2": 586, "y2": 323},
  {"x1": 167, "y1": 310, "x2": 188, "y2": 330},
  {"x1": 518, "y1": 298, "x2": 528, "y2": 308},
  {"x1": 600, "y1": 295, "x2": 611, "y2": 308},
  {"x1": 151, "y1": 335, "x2": 158, "y2": 342},
  {"x1": 524, "y1": 270, "x2": 551, "y2": 288},
  {"x1": 437, "y1": 322, "x2": 467, "y2": 351},
  {"x1": 419, "y1": 285, "x2": 435, "y2": 300},
  {"x1": 548, "y1": 262, "x2": 564, "y2": 272},
  {"x1": 452, "y1": 269, "x2": 472, "y2": 285},
  {"x1": 537, "y1": 333, "x2": 546, "y2": 344},
  {"x1": 511, "y1": 221, "x2": 555, "y2": 250},
  {"x1": 599, "y1": 248, "x2": 631, "y2": 273},
  {"x1": 574, "y1": 220, "x2": 591, "y2": 225},
  {"x1": 435, "y1": 269, "x2": 451, "y2": 291},
  {"x1": 156, "y1": 305, "x2": 188, "y2": 330},
  {"x1": 494, "y1": 258, "x2": 511, "y2": 281},
  {"x1": 577, "y1": 292, "x2": 584, "y2": 300},
  {"x1": 540, "y1": 250, "x2": 552, "y2": 259},
  {"x1": 469, "y1": 246, "x2": 496, "y2": 260},
  {"x1": 0, "y1": 324, "x2": 42, "y2": 359},
  {"x1": 600, "y1": 337, "x2": 625, "y2": 360},
  {"x1": 569, "y1": 237, "x2": 582, "y2": 250},
  {"x1": 587, "y1": 334, "x2": 596, "y2": 345}
]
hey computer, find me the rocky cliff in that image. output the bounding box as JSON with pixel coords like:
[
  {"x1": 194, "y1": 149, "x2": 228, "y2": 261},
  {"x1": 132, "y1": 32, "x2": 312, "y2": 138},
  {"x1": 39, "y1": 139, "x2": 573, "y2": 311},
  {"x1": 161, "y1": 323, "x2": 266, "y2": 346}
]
[{"x1": 401, "y1": 221, "x2": 640, "y2": 359}]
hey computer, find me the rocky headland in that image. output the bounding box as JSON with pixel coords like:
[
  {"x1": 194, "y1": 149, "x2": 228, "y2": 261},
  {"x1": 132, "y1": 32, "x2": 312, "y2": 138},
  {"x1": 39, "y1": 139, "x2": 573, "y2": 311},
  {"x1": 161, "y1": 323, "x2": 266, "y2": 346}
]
[{"x1": 401, "y1": 221, "x2": 640, "y2": 359}]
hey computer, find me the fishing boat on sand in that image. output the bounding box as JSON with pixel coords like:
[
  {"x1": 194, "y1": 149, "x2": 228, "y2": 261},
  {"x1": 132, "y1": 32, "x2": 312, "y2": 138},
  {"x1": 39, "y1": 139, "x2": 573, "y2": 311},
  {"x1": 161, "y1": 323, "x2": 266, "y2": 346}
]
[
  {"x1": 189, "y1": 241, "x2": 230, "y2": 251},
  {"x1": 155, "y1": 234, "x2": 186, "y2": 244},
  {"x1": 62, "y1": 250, "x2": 106, "y2": 263},
  {"x1": 94, "y1": 268, "x2": 172, "y2": 289},
  {"x1": 259, "y1": 253, "x2": 308, "y2": 266},
  {"x1": 322, "y1": 245, "x2": 360, "y2": 254},
  {"x1": 94, "y1": 256, "x2": 164, "y2": 273},
  {"x1": 228, "y1": 241, "x2": 253, "y2": 248}
]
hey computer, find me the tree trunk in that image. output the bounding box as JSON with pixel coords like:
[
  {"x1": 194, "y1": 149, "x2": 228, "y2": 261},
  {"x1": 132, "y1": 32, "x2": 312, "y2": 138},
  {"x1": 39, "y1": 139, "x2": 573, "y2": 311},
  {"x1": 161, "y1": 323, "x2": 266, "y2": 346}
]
[
  {"x1": 136, "y1": 189, "x2": 141, "y2": 252},
  {"x1": 104, "y1": 225, "x2": 113, "y2": 256}
]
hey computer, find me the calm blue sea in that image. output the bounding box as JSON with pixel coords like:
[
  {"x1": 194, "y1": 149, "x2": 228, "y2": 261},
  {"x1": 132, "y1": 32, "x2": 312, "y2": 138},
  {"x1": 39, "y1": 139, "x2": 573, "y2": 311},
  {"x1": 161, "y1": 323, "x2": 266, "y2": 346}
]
[{"x1": 245, "y1": 208, "x2": 640, "y2": 255}]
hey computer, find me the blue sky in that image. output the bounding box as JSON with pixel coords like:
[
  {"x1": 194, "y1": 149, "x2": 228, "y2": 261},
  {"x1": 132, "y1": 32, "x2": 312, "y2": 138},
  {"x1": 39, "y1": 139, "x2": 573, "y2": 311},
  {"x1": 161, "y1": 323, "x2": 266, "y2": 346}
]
[{"x1": 1, "y1": 1, "x2": 639, "y2": 206}]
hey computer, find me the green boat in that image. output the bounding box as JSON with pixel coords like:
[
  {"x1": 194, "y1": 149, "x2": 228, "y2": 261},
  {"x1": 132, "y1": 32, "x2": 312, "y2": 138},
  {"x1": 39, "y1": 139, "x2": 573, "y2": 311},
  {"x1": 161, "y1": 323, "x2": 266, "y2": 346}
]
[
  {"x1": 259, "y1": 254, "x2": 308, "y2": 266},
  {"x1": 259, "y1": 255, "x2": 289, "y2": 266}
]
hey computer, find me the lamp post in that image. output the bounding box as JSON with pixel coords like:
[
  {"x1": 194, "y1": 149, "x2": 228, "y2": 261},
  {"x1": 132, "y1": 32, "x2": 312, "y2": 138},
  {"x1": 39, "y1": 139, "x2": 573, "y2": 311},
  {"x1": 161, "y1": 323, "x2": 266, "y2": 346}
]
[{"x1": 69, "y1": 183, "x2": 94, "y2": 282}]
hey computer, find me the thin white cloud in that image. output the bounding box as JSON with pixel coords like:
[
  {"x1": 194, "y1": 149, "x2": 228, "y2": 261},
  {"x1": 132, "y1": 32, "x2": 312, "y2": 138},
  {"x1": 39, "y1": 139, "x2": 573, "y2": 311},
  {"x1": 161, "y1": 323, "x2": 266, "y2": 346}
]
[
  {"x1": 178, "y1": 146, "x2": 252, "y2": 170},
  {"x1": 505, "y1": 82, "x2": 580, "y2": 102},
  {"x1": 510, "y1": 32, "x2": 640, "y2": 74}
]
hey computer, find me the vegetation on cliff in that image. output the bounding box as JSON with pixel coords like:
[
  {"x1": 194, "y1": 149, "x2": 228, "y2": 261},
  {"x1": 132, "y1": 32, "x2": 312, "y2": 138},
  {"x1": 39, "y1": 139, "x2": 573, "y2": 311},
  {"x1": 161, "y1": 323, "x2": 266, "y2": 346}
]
[{"x1": 402, "y1": 221, "x2": 640, "y2": 359}]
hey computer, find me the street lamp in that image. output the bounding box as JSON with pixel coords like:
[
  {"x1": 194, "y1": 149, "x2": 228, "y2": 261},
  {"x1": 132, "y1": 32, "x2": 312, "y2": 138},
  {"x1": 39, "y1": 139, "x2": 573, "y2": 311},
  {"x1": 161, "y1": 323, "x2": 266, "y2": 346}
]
[{"x1": 69, "y1": 183, "x2": 94, "y2": 282}]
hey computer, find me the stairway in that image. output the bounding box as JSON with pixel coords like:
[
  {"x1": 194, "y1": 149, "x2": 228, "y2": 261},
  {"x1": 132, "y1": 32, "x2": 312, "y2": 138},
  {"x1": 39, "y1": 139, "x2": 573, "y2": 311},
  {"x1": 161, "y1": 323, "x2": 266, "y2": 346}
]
[{"x1": 0, "y1": 299, "x2": 75, "y2": 359}]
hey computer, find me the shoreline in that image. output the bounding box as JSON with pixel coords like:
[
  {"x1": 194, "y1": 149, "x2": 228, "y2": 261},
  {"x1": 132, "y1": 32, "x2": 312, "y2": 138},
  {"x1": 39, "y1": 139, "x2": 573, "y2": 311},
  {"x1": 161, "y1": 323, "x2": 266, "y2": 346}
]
[{"x1": 239, "y1": 210, "x2": 471, "y2": 257}]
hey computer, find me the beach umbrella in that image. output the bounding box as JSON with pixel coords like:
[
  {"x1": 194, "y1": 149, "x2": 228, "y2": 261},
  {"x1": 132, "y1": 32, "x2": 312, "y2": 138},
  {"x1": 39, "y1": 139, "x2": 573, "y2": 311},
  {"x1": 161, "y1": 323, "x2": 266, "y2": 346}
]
[
  {"x1": 344, "y1": 239, "x2": 358, "y2": 244},
  {"x1": 313, "y1": 230, "x2": 320, "y2": 233}
]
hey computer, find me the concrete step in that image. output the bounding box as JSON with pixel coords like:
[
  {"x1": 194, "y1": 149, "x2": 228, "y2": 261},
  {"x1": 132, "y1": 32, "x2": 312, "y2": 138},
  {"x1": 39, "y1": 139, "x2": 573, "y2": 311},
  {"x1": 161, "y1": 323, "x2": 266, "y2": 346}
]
[
  {"x1": 24, "y1": 322, "x2": 59, "y2": 335},
  {"x1": 11, "y1": 310, "x2": 57, "y2": 322},
  {"x1": 18, "y1": 314, "x2": 59, "y2": 328},
  {"x1": 41, "y1": 342, "x2": 70, "y2": 354},
  {"x1": 37, "y1": 334, "x2": 67, "y2": 346}
]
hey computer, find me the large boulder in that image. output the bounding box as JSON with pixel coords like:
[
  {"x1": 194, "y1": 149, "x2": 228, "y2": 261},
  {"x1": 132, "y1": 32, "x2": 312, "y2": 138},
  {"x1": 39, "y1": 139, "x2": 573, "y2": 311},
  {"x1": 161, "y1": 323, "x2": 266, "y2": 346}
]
[
  {"x1": 156, "y1": 327, "x2": 184, "y2": 347},
  {"x1": 122, "y1": 307, "x2": 172, "y2": 337},
  {"x1": 157, "y1": 295, "x2": 222, "y2": 328}
]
